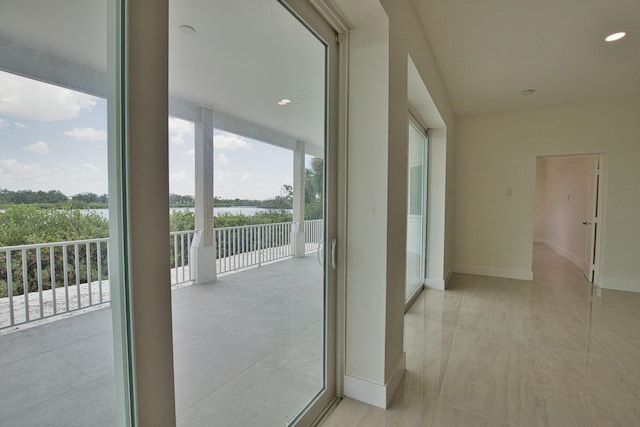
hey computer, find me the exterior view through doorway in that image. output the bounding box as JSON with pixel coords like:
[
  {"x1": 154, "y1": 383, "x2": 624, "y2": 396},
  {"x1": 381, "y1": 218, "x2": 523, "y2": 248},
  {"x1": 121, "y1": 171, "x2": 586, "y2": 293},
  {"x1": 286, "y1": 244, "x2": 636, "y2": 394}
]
[
  {"x1": 0, "y1": 0, "x2": 339, "y2": 425},
  {"x1": 169, "y1": 0, "x2": 338, "y2": 425}
]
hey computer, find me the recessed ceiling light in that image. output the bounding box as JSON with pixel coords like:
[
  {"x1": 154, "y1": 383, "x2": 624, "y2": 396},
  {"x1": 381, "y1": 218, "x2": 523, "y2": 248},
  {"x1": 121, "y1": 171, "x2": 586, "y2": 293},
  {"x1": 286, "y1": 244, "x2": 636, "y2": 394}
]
[
  {"x1": 521, "y1": 89, "x2": 536, "y2": 96},
  {"x1": 179, "y1": 25, "x2": 196, "y2": 35},
  {"x1": 277, "y1": 99, "x2": 291, "y2": 106},
  {"x1": 605, "y1": 31, "x2": 627, "y2": 42}
]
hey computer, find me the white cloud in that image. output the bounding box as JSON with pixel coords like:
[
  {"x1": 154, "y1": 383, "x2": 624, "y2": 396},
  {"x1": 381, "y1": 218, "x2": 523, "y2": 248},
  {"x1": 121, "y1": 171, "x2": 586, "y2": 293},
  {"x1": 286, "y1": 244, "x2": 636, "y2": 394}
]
[
  {"x1": 54, "y1": 163, "x2": 106, "y2": 195},
  {"x1": 14, "y1": 122, "x2": 26, "y2": 129},
  {"x1": 214, "y1": 170, "x2": 283, "y2": 199},
  {"x1": 214, "y1": 133, "x2": 250, "y2": 150},
  {"x1": 24, "y1": 140, "x2": 50, "y2": 154},
  {"x1": 0, "y1": 118, "x2": 9, "y2": 129},
  {"x1": 169, "y1": 117, "x2": 194, "y2": 146},
  {"x1": 0, "y1": 159, "x2": 42, "y2": 175},
  {"x1": 80, "y1": 163, "x2": 100, "y2": 173},
  {"x1": 185, "y1": 149, "x2": 195, "y2": 159},
  {"x1": 0, "y1": 159, "x2": 108, "y2": 195},
  {"x1": 216, "y1": 153, "x2": 229, "y2": 164},
  {"x1": 64, "y1": 127, "x2": 107, "y2": 142},
  {"x1": 0, "y1": 159, "x2": 49, "y2": 190},
  {"x1": 0, "y1": 71, "x2": 97, "y2": 122},
  {"x1": 169, "y1": 170, "x2": 192, "y2": 195}
]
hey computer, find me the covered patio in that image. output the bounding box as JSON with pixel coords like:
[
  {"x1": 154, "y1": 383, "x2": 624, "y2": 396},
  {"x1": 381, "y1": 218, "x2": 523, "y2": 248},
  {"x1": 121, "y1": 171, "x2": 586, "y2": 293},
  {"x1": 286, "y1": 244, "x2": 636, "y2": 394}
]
[
  {"x1": 0, "y1": 1, "x2": 331, "y2": 424},
  {"x1": 0, "y1": 255, "x2": 324, "y2": 426}
]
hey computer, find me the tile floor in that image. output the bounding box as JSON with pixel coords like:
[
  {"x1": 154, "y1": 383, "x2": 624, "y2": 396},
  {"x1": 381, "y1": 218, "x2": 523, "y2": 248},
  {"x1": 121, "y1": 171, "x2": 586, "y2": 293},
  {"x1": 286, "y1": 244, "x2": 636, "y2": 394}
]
[
  {"x1": 321, "y1": 243, "x2": 640, "y2": 426},
  {"x1": 0, "y1": 256, "x2": 324, "y2": 426}
]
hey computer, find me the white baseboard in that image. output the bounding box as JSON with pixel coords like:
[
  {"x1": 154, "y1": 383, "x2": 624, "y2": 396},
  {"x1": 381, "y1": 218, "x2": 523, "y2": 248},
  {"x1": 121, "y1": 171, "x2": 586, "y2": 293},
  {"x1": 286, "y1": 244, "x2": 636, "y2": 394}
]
[
  {"x1": 343, "y1": 352, "x2": 406, "y2": 409},
  {"x1": 542, "y1": 240, "x2": 583, "y2": 270},
  {"x1": 453, "y1": 264, "x2": 533, "y2": 281},
  {"x1": 602, "y1": 277, "x2": 640, "y2": 293}
]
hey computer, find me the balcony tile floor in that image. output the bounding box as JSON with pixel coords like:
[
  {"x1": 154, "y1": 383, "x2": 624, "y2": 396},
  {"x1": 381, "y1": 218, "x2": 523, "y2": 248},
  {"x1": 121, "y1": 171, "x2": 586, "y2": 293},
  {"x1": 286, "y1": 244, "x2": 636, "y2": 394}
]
[{"x1": 0, "y1": 256, "x2": 323, "y2": 426}]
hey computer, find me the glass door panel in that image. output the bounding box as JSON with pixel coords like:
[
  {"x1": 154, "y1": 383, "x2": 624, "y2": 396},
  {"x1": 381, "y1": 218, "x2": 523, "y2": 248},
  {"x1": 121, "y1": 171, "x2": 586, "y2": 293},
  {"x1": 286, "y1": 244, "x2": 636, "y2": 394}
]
[
  {"x1": 169, "y1": 1, "x2": 331, "y2": 424},
  {"x1": 0, "y1": 0, "x2": 129, "y2": 425},
  {"x1": 406, "y1": 121, "x2": 427, "y2": 299}
]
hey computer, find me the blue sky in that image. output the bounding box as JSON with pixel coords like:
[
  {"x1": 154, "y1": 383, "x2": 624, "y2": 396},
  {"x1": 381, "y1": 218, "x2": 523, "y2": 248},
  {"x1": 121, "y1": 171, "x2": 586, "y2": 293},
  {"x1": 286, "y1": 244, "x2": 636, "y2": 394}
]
[{"x1": 0, "y1": 70, "x2": 294, "y2": 199}]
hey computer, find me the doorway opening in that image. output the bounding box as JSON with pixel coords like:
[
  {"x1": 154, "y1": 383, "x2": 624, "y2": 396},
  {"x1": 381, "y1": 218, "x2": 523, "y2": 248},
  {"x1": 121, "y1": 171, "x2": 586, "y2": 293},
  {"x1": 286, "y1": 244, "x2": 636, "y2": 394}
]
[{"x1": 533, "y1": 154, "x2": 604, "y2": 284}]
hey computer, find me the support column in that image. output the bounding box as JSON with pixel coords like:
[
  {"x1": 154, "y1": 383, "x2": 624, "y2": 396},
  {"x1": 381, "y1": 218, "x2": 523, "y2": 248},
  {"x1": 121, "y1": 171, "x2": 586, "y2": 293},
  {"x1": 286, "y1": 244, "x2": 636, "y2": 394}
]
[
  {"x1": 292, "y1": 140, "x2": 306, "y2": 257},
  {"x1": 191, "y1": 106, "x2": 217, "y2": 284},
  {"x1": 343, "y1": 17, "x2": 406, "y2": 409}
]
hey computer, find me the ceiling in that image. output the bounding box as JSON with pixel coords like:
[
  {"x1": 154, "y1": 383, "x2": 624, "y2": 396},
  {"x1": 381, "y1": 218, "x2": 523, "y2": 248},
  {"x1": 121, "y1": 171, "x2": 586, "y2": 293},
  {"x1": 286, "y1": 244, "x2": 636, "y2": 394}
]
[
  {"x1": 169, "y1": 0, "x2": 325, "y2": 149},
  {"x1": 2, "y1": 0, "x2": 638, "y2": 124},
  {"x1": 0, "y1": 0, "x2": 326, "y2": 151},
  {"x1": 411, "y1": 0, "x2": 640, "y2": 116}
]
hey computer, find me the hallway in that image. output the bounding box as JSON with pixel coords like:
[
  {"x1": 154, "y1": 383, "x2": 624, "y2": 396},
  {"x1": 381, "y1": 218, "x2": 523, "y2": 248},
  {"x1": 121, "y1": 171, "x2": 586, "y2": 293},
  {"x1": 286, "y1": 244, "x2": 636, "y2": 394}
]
[{"x1": 322, "y1": 243, "x2": 640, "y2": 426}]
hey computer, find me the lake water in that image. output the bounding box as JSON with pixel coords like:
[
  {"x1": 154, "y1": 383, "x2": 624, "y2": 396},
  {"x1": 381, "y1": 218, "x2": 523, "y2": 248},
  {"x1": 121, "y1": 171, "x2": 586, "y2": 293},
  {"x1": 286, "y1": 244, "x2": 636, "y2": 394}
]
[{"x1": 86, "y1": 206, "x2": 273, "y2": 219}]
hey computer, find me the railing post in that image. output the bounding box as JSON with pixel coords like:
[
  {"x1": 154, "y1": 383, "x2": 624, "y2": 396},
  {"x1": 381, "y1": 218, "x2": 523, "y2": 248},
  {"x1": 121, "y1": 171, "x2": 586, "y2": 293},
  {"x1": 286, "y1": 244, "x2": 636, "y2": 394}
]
[
  {"x1": 50, "y1": 246, "x2": 57, "y2": 314},
  {"x1": 6, "y1": 251, "x2": 14, "y2": 326},
  {"x1": 258, "y1": 226, "x2": 262, "y2": 267},
  {"x1": 22, "y1": 248, "x2": 28, "y2": 322}
]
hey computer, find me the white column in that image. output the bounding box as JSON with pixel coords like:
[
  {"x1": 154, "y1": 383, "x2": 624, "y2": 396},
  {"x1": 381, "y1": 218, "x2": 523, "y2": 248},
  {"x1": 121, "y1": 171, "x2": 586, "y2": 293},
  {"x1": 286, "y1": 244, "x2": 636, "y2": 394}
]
[
  {"x1": 191, "y1": 106, "x2": 217, "y2": 284},
  {"x1": 343, "y1": 18, "x2": 406, "y2": 409},
  {"x1": 292, "y1": 140, "x2": 306, "y2": 257}
]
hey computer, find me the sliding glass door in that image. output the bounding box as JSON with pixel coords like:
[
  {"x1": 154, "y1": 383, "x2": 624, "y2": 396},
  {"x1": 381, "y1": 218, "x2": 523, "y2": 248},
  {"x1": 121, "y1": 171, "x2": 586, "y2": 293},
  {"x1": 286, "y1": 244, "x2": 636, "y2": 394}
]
[
  {"x1": 0, "y1": 1, "x2": 136, "y2": 425},
  {"x1": 169, "y1": 0, "x2": 337, "y2": 425},
  {"x1": 1, "y1": 0, "x2": 337, "y2": 424},
  {"x1": 406, "y1": 117, "x2": 427, "y2": 300}
]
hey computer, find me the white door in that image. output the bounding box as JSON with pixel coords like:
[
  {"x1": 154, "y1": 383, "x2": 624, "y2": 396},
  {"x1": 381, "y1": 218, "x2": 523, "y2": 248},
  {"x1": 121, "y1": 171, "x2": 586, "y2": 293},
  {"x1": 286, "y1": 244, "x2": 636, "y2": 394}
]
[{"x1": 583, "y1": 157, "x2": 600, "y2": 282}]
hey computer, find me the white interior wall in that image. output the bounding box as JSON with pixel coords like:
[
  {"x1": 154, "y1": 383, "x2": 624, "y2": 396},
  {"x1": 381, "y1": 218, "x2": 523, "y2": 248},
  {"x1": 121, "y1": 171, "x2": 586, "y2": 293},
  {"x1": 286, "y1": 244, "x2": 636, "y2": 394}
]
[
  {"x1": 454, "y1": 95, "x2": 640, "y2": 292},
  {"x1": 383, "y1": 0, "x2": 455, "y2": 395},
  {"x1": 425, "y1": 127, "x2": 447, "y2": 289},
  {"x1": 392, "y1": 0, "x2": 456, "y2": 287},
  {"x1": 407, "y1": 57, "x2": 448, "y2": 291},
  {"x1": 339, "y1": 0, "x2": 456, "y2": 409},
  {"x1": 344, "y1": 17, "x2": 390, "y2": 391}
]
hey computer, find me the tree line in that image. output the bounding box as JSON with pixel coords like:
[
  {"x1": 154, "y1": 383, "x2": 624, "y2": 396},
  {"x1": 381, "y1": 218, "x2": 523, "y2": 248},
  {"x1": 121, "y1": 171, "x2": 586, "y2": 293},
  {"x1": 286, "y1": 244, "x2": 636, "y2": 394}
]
[
  {"x1": 0, "y1": 157, "x2": 324, "y2": 213},
  {"x1": 0, "y1": 188, "x2": 109, "y2": 209}
]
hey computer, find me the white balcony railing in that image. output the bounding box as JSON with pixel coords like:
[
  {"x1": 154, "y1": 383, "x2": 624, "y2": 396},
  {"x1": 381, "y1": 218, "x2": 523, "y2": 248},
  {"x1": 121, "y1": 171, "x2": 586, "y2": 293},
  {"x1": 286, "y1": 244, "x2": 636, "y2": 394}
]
[
  {"x1": 215, "y1": 219, "x2": 323, "y2": 274},
  {"x1": 0, "y1": 237, "x2": 110, "y2": 328},
  {"x1": 0, "y1": 220, "x2": 323, "y2": 329}
]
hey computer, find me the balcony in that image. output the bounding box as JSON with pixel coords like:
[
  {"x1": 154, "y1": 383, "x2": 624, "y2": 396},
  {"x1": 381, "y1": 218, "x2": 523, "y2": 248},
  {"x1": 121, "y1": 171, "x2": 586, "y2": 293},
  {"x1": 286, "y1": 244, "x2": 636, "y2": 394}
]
[{"x1": 0, "y1": 220, "x2": 325, "y2": 426}]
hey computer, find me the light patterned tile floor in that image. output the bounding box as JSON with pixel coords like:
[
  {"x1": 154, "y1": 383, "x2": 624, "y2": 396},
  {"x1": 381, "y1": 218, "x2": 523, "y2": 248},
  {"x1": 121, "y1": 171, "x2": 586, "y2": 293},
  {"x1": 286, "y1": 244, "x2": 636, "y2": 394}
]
[
  {"x1": 0, "y1": 256, "x2": 324, "y2": 427},
  {"x1": 322, "y1": 243, "x2": 640, "y2": 426}
]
